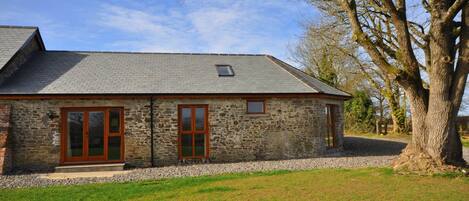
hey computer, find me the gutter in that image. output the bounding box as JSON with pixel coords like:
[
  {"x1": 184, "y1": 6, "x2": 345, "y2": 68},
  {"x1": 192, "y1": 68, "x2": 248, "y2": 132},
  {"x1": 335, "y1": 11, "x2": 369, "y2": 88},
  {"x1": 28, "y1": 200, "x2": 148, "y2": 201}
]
[{"x1": 150, "y1": 96, "x2": 155, "y2": 167}]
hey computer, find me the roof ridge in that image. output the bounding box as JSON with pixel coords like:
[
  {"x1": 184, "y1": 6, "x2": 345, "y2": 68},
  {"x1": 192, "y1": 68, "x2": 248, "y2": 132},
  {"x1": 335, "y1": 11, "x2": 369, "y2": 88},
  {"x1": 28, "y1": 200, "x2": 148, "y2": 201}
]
[
  {"x1": 46, "y1": 50, "x2": 268, "y2": 56},
  {"x1": 0, "y1": 25, "x2": 38, "y2": 29}
]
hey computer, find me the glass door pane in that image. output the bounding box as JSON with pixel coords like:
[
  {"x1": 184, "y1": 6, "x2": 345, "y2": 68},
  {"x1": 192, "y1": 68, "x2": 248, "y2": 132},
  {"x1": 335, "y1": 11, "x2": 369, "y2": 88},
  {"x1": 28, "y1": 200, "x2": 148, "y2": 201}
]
[
  {"x1": 195, "y1": 108, "x2": 205, "y2": 131},
  {"x1": 108, "y1": 136, "x2": 121, "y2": 160},
  {"x1": 109, "y1": 110, "x2": 120, "y2": 133},
  {"x1": 181, "y1": 134, "x2": 193, "y2": 157},
  {"x1": 194, "y1": 134, "x2": 205, "y2": 156},
  {"x1": 181, "y1": 108, "x2": 192, "y2": 131},
  {"x1": 67, "y1": 112, "x2": 84, "y2": 157},
  {"x1": 88, "y1": 111, "x2": 105, "y2": 156}
]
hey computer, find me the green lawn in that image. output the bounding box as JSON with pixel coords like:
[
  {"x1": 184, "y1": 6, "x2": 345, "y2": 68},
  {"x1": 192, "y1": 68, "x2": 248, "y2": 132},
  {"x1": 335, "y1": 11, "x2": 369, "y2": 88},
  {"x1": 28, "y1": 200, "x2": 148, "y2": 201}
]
[
  {"x1": 462, "y1": 136, "x2": 469, "y2": 148},
  {"x1": 1, "y1": 168, "x2": 468, "y2": 201}
]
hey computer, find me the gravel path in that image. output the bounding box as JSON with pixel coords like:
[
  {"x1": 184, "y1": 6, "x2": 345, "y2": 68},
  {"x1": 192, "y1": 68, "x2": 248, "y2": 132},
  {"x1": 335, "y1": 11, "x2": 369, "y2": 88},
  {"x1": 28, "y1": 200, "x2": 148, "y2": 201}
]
[{"x1": 0, "y1": 136, "x2": 466, "y2": 189}]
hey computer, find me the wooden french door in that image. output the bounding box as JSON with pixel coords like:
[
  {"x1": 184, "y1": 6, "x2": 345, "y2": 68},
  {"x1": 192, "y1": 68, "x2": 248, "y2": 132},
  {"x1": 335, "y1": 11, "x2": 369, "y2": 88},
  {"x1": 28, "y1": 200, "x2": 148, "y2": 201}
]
[
  {"x1": 325, "y1": 104, "x2": 337, "y2": 148},
  {"x1": 178, "y1": 105, "x2": 209, "y2": 159},
  {"x1": 61, "y1": 107, "x2": 124, "y2": 164}
]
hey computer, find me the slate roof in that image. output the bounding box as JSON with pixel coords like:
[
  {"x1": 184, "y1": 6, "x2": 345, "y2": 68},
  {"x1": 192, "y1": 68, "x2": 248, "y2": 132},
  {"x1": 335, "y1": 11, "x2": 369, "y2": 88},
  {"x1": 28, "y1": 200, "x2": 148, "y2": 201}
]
[
  {"x1": 0, "y1": 26, "x2": 350, "y2": 97},
  {"x1": 0, "y1": 26, "x2": 38, "y2": 70}
]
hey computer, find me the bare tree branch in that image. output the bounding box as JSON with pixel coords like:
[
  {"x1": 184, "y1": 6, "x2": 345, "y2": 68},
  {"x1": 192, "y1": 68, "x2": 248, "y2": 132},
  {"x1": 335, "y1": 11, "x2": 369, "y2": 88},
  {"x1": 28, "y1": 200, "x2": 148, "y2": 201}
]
[
  {"x1": 340, "y1": 0, "x2": 399, "y2": 76},
  {"x1": 444, "y1": 0, "x2": 468, "y2": 24}
]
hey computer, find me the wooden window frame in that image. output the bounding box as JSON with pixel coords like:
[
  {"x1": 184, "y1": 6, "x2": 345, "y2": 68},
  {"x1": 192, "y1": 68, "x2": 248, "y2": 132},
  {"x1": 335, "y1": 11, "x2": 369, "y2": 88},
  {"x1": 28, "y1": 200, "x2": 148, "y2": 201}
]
[
  {"x1": 178, "y1": 104, "x2": 209, "y2": 160},
  {"x1": 246, "y1": 99, "x2": 266, "y2": 114},
  {"x1": 60, "y1": 107, "x2": 125, "y2": 165}
]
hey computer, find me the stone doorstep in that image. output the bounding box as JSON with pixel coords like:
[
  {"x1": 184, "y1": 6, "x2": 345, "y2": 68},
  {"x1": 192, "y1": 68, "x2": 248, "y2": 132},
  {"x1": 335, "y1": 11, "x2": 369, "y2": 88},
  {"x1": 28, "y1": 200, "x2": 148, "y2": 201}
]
[
  {"x1": 39, "y1": 170, "x2": 131, "y2": 180},
  {"x1": 54, "y1": 163, "x2": 125, "y2": 173}
]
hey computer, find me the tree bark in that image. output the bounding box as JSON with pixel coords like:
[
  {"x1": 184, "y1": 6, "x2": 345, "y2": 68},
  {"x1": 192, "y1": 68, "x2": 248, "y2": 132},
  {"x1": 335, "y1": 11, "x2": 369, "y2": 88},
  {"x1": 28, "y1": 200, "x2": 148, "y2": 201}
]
[{"x1": 446, "y1": 1, "x2": 469, "y2": 164}]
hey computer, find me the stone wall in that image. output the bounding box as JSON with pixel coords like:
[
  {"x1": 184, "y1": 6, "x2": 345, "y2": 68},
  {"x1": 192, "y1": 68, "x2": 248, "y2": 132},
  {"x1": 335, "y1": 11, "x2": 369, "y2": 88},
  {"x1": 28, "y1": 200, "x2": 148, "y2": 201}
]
[
  {"x1": 0, "y1": 99, "x2": 152, "y2": 171},
  {"x1": 0, "y1": 97, "x2": 344, "y2": 171},
  {"x1": 0, "y1": 105, "x2": 12, "y2": 174},
  {"x1": 153, "y1": 98, "x2": 344, "y2": 165}
]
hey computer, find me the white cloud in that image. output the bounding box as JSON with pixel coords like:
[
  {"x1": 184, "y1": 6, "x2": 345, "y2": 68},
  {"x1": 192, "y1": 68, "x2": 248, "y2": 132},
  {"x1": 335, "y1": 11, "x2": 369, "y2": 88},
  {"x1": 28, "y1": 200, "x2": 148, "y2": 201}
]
[
  {"x1": 96, "y1": 1, "x2": 311, "y2": 59},
  {"x1": 97, "y1": 4, "x2": 195, "y2": 52}
]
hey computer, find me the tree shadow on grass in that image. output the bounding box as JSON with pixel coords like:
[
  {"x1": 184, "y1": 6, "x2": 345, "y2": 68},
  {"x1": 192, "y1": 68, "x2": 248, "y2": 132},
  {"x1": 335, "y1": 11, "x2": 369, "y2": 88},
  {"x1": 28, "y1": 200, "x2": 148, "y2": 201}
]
[{"x1": 343, "y1": 137, "x2": 407, "y2": 156}]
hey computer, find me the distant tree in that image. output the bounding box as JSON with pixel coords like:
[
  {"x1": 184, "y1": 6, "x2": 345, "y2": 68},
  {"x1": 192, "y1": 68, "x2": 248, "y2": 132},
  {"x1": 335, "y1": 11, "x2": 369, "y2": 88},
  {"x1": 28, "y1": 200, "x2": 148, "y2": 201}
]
[
  {"x1": 345, "y1": 90, "x2": 375, "y2": 132},
  {"x1": 291, "y1": 20, "x2": 360, "y2": 90},
  {"x1": 291, "y1": 19, "x2": 407, "y2": 132},
  {"x1": 316, "y1": 48, "x2": 339, "y2": 86}
]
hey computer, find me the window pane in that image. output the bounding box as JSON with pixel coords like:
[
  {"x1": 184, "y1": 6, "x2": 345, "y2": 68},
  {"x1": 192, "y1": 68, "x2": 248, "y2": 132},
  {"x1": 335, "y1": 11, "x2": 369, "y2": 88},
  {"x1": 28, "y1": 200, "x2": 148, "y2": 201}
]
[
  {"x1": 247, "y1": 101, "x2": 264, "y2": 113},
  {"x1": 88, "y1": 112, "x2": 104, "y2": 156},
  {"x1": 109, "y1": 110, "x2": 120, "y2": 133},
  {"x1": 181, "y1": 134, "x2": 193, "y2": 157},
  {"x1": 216, "y1": 65, "x2": 234, "y2": 76},
  {"x1": 181, "y1": 108, "x2": 192, "y2": 131},
  {"x1": 195, "y1": 108, "x2": 205, "y2": 131},
  {"x1": 108, "y1": 136, "x2": 121, "y2": 160},
  {"x1": 67, "y1": 112, "x2": 83, "y2": 157},
  {"x1": 194, "y1": 134, "x2": 205, "y2": 156}
]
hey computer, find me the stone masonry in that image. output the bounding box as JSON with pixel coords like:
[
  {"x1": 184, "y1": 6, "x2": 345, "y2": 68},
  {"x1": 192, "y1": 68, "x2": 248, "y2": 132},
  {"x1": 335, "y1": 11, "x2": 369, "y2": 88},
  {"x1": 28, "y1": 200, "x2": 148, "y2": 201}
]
[
  {"x1": 0, "y1": 99, "x2": 151, "y2": 171},
  {"x1": 0, "y1": 97, "x2": 344, "y2": 172},
  {"x1": 154, "y1": 98, "x2": 344, "y2": 165}
]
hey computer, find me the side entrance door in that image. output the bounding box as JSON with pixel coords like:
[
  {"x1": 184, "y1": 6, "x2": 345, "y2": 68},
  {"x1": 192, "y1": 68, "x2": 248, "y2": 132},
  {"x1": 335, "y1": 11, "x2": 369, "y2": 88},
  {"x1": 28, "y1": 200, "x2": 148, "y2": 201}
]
[
  {"x1": 61, "y1": 107, "x2": 124, "y2": 164},
  {"x1": 178, "y1": 105, "x2": 209, "y2": 159},
  {"x1": 325, "y1": 104, "x2": 337, "y2": 148}
]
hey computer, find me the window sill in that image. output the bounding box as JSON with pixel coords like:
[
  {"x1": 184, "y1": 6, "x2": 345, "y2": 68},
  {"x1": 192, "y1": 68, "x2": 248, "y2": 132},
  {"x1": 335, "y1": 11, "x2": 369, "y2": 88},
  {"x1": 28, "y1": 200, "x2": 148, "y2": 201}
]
[{"x1": 245, "y1": 113, "x2": 269, "y2": 117}]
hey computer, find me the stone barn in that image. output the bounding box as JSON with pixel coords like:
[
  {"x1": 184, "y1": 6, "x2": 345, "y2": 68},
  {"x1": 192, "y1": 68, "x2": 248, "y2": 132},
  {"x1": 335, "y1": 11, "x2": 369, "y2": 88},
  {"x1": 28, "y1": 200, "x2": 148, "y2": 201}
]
[{"x1": 0, "y1": 26, "x2": 350, "y2": 173}]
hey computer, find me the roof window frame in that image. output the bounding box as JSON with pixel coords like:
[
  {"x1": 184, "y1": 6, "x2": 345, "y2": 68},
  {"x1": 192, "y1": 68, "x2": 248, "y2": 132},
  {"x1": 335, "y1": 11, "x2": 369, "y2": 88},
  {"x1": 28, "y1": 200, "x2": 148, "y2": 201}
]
[{"x1": 215, "y1": 64, "x2": 235, "y2": 77}]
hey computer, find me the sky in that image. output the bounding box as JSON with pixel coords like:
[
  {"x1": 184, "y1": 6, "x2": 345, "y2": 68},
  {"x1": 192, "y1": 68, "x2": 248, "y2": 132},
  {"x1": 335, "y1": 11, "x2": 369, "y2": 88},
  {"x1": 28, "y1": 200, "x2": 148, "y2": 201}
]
[
  {"x1": 0, "y1": 0, "x2": 318, "y2": 63},
  {"x1": 0, "y1": 0, "x2": 467, "y2": 115}
]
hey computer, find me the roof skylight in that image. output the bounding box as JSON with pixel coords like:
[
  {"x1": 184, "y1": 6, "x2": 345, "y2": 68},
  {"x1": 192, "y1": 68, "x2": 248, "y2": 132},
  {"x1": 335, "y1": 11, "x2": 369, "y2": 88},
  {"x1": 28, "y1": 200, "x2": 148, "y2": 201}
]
[{"x1": 216, "y1": 65, "x2": 234, "y2": 76}]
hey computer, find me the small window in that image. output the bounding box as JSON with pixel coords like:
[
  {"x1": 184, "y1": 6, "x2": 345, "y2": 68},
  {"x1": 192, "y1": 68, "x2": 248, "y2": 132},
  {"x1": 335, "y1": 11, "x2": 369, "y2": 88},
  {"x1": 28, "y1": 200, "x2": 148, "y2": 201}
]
[
  {"x1": 247, "y1": 100, "x2": 265, "y2": 114},
  {"x1": 216, "y1": 65, "x2": 234, "y2": 76}
]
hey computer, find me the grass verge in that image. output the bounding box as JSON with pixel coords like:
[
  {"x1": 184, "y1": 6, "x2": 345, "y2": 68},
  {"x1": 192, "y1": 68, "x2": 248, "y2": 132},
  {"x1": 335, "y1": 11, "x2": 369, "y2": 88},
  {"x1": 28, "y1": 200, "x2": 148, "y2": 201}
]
[
  {"x1": 461, "y1": 136, "x2": 469, "y2": 148},
  {"x1": 0, "y1": 168, "x2": 468, "y2": 201}
]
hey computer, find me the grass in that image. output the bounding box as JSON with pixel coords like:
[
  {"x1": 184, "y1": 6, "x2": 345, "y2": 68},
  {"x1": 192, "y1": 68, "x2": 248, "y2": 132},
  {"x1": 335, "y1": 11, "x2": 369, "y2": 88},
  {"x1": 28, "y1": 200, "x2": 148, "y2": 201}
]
[
  {"x1": 462, "y1": 136, "x2": 469, "y2": 148},
  {"x1": 1, "y1": 168, "x2": 468, "y2": 201}
]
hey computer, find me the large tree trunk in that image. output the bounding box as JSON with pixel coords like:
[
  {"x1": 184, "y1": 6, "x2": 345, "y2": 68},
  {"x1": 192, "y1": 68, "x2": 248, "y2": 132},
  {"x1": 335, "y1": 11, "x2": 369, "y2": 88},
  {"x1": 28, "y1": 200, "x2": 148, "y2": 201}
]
[
  {"x1": 393, "y1": 1, "x2": 468, "y2": 171},
  {"x1": 338, "y1": 0, "x2": 467, "y2": 173}
]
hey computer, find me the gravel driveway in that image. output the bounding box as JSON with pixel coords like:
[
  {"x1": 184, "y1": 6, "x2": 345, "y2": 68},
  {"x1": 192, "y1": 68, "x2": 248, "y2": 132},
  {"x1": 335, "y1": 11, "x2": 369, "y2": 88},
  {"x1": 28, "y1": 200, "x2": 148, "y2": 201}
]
[{"x1": 0, "y1": 136, "x2": 465, "y2": 189}]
